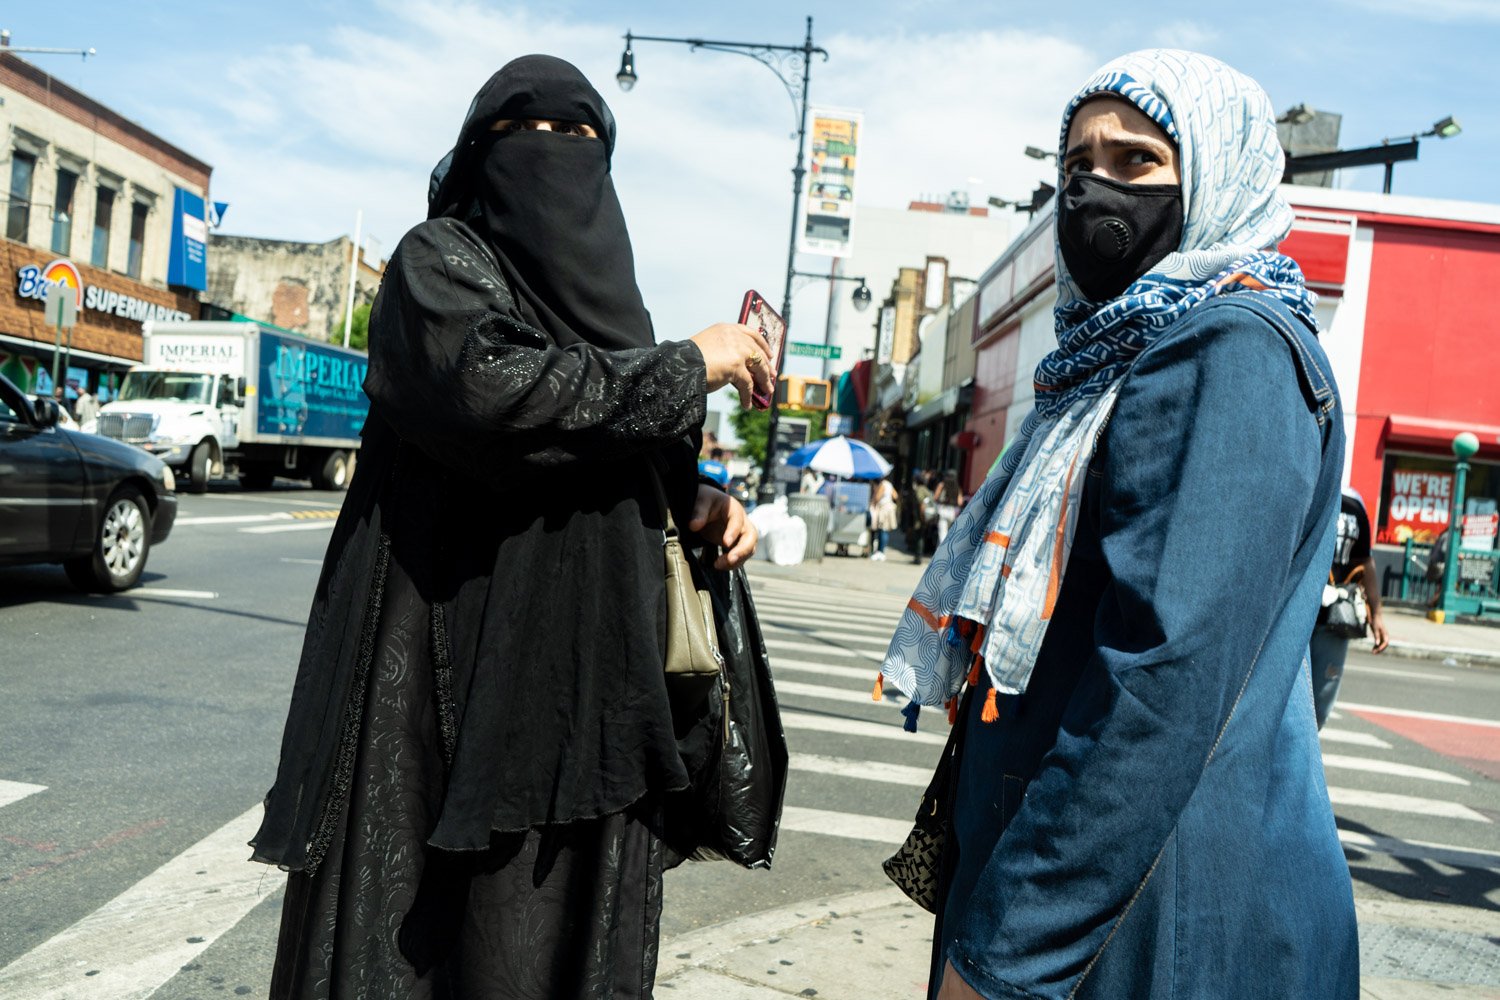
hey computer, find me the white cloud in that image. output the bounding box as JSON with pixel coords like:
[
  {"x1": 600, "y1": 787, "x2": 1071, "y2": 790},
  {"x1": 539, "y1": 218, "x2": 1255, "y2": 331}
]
[
  {"x1": 1150, "y1": 20, "x2": 1220, "y2": 51},
  {"x1": 165, "y1": 1, "x2": 1096, "y2": 360},
  {"x1": 1336, "y1": 0, "x2": 1500, "y2": 19}
]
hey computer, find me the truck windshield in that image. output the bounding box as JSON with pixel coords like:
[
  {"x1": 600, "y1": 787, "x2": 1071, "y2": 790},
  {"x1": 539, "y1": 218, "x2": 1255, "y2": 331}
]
[{"x1": 119, "y1": 371, "x2": 213, "y2": 403}]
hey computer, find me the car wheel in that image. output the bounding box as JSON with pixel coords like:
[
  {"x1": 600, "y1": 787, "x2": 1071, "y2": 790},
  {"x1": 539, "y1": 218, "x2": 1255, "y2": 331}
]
[
  {"x1": 187, "y1": 441, "x2": 211, "y2": 494},
  {"x1": 312, "y1": 450, "x2": 350, "y2": 491},
  {"x1": 238, "y1": 465, "x2": 276, "y2": 490},
  {"x1": 63, "y1": 487, "x2": 151, "y2": 592}
]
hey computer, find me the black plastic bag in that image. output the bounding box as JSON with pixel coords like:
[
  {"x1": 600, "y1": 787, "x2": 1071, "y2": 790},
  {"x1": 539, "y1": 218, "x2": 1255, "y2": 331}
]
[{"x1": 663, "y1": 552, "x2": 788, "y2": 869}]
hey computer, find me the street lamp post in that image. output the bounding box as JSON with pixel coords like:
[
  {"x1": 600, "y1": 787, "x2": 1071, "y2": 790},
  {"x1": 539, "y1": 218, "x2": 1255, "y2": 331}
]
[
  {"x1": 616, "y1": 17, "x2": 828, "y2": 505},
  {"x1": 1434, "y1": 431, "x2": 1481, "y2": 623}
]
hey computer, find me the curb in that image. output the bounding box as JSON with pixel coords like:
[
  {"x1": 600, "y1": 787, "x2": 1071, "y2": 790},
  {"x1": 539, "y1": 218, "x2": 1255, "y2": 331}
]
[{"x1": 1356, "y1": 638, "x2": 1500, "y2": 669}]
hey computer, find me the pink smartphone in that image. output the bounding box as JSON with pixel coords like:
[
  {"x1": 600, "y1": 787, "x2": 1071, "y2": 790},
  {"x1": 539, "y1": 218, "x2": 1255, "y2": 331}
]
[{"x1": 738, "y1": 290, "x2": 787, "y2": 410}]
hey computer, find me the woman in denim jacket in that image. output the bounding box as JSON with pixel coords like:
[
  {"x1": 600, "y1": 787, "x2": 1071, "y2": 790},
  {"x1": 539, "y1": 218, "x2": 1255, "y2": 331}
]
[{"x1": 881, "y1": 50, "x2": 1358, "y2": 999}]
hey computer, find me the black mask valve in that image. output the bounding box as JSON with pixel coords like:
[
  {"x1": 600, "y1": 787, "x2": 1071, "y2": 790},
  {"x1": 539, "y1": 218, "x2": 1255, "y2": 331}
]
[{"x1": 1056, "y1": 173, "x2": 1183, "y2": 301}]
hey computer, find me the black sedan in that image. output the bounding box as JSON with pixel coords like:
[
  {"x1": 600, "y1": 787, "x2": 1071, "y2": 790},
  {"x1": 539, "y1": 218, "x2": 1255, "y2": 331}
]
[{"x1": 0, "y1": 373, "x2": 177, "y2": 591}]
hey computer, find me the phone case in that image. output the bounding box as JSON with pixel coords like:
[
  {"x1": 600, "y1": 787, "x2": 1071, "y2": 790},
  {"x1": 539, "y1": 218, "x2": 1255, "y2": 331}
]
[{"x1": 737, "y1": 290, "x2": 787, "y2": 410}]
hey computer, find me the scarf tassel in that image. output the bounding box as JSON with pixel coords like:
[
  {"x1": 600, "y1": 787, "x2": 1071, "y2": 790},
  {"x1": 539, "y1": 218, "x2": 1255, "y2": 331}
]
[
  {"x1": 980, "y1": 687, "x2": 1000, "y2": 724},
  {"x1": 871, "y1": 673, "x2": 884, "y2": 701},
  {"x1": 947, "y1": 696, "x2": 958, "y2": 725},
  {"x1": 901, "y1": 701, "x2": 921, "y2": 733}
]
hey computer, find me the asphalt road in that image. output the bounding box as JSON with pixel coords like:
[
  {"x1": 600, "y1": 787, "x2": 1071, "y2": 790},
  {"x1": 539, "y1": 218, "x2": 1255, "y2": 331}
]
[{"x1": 0, "y1": 485, "x2": 1497, "y2": 997}]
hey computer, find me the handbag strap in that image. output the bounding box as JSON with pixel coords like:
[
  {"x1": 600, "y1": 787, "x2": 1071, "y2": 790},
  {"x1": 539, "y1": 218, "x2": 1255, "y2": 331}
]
[{"x1": 645, "y1": 452, "x2": 680, "y2": 539}]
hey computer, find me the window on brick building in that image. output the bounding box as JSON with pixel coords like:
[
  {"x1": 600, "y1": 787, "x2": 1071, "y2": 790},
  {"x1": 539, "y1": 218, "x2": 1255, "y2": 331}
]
[
  {"x1": 7, "y1": 151, "x2": 36, "y2": 242},
  {"x1": 51, "y1": 167, "x2": 78, "y2": 254},
  {"x1": 127, "y1": 201, "x2": 148, "y2": 279},
  {"x1": 92, "y1": 186, "x2": 115, "y2": 268}
]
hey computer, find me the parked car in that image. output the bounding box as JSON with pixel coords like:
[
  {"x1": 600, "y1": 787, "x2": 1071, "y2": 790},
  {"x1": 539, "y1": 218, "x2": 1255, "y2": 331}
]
[
  {"x1": 0, "y1": 373, "x2": 177, "y2": 592},
  {"x1": 728, "y1": 475, "x2": 755, "y2": 509}
]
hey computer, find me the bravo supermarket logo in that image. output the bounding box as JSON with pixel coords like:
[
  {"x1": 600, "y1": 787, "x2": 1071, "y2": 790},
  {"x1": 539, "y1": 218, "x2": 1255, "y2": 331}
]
[{"x1": 16, "y1": 259, "x2": 84, "y2": 308}]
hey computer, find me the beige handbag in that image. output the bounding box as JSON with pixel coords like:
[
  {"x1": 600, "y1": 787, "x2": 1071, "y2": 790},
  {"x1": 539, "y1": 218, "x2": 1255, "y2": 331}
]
[{"x1": 649, "y1": 459, "x2": 725, "y2": 685}]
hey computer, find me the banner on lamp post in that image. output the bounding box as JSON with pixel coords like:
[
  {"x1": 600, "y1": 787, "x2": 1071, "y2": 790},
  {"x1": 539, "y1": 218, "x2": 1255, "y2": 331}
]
[{"x1": 797, "y1": 107, "x2": 862, "y2": 257}]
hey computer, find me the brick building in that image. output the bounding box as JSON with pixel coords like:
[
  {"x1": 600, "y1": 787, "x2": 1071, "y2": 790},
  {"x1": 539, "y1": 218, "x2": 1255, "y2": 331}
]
[
  {"x1": 205, "y1": 234, "x2": 384, "y2": 342},
  {"x1": 0, "y1": 52, "x2": 209, "y2": 399}
]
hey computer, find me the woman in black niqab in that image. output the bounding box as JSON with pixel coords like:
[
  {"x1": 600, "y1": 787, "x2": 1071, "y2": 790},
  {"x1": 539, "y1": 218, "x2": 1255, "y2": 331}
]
[{"x1": 253, "y1": 55, "x2": 773, "y2": 1000}]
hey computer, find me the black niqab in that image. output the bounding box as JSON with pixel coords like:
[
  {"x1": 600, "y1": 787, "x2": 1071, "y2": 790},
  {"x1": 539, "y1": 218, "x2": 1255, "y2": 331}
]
[{"x1": 428, "y1": 54, "x2": 654, "y2": 351}]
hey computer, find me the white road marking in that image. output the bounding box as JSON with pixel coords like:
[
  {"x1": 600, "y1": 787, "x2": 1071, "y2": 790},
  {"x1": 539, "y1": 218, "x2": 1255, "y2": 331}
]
[
  {"x1": 1344, "y1": 664, "x2": 1454, "y2": 682},
  {"x1": 752, "y1": 596, "x2": 905, "y2": 620},
  {"x1": 781, "y1": 710, "x2": 946, "y2": 746},
  {"x1": 0, "y1": 780, "x2": 47, "y2": 809},
  {"x1": 789, "y1": 752, "x2": 931, "y2": 787},
  {"x1": 1339, "y1": 830, "x2": 1500, "y2": 872},
  {"x1": 1319, "y1": 728, "x2": 1393, "y2": 749},
  {"x1": 240, "y1": 521, "x2": 337, "y2": 534},
  {"x1": 1338, "y1": 701, "x2": 1500, "y2": 730},
  {"x1": 1320, "y1": 753, "x2": 1469, "y2": 785},
  {"x1": 1326, "y1": 786, "x2": 1490, "y2": 822},
  {"x1": 779, "y1": 805, "x2": 909, "y2": 845},
  {"x1": 759, "y1": 611, "x2": 899, "y2": 636},
  {"x1": 764, "y1": 624, "x2": 894, "y2": 646},
  {"x1": 776, "y1": 679, "x2": 897, "y2": 708},
  {"x1": 0, "y1": 804, "x2": 284, "y2": 1000},
  {"x1": 765, "y1": 639, "x2": 878, "y2": 661},
  {"x1": 278, "y1": 557, "x2": 323, "y2": 565},
  {"x1": 776, "y1": 658, "x2": 891, "y2": 682},
  {"x1": 172, "y1": 513, "x2": 291, "y2": 526},
  {"x1": 116, "y1": 588, "x2": 219, "y2": 600},
  {"x1": 196, "y1": 493, "x2": 341, "y2": 508}
]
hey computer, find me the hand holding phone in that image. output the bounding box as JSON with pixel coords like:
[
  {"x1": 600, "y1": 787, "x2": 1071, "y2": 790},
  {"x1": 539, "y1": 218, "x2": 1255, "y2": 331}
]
[
  {"x1": 737, "y1": 291, "x2": 787, "y2": 410},
  {"x1": 690, "y1": 321, "x2": 776, "y2": 408}
]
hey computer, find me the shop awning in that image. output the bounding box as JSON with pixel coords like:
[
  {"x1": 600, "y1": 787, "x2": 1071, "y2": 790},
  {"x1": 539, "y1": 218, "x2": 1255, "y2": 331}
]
[
  {"x1": 1385, "y1": 414, "x2": 1500, "y2": 460},
  {"x1": 907, "y1": 381, "x2": 975, "y2": 431},
  {"x1": 0, "y1": 332, "x2": 141, "y2": 369}
]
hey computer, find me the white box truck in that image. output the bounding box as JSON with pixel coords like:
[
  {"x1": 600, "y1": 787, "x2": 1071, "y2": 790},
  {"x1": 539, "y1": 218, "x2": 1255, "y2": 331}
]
[{"x1": 95, "y1": 321, "x2": 370, "y2": 493}]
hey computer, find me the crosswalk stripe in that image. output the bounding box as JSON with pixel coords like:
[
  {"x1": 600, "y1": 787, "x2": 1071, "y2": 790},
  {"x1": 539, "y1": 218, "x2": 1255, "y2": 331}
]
[
  {"x1": 1326, "y1": 786, "x2": 1490, "y2": 822},
  {"x1": 0, "y1": 780, "x2": 47, "y2": 809},
  {"x1": 1337, "y1": 701, "x2": 1500, "y2": 730},
  {"x1": 779, "y1": 805, "x2": 910, "y2": 845},
  {"x1": 752, "y1": 595, "x2": 906, "y2": 618},
  {"x1": 776, "y1": 679, "x2": 897, "y2": 708},
  {"x1": 114, "y1": 588, "x2": 219, "y2": 600},
  {"x1": 766, "y1": 638, "x2": 879, "y2": 661},
  {"x1": 1320, "y1": 753, "x2": 1469, "y2": 785},
  {"x1": 776, "y1": 658, "x2": 886, "y2": 682},
  {"x1": 1318, "y1": 728, "x2": 1393, "y2": 749},
  {"x1": 789, "y1": 752, "x2": 931, "y2": 787},
  {"x1": 1344, "y1": 664, "x2": 1454, "y2": 683},
  {"x1": 781, "y1": 710, "x2": 947, "y2": 746},
  {"x1": 173, "y1": 513, "x2": 292, "y2": 526},
  {"x1": 0, "y1": 804, "x2": 282, "y2": 1000},
  {"x1": 764, "y1": 624, "x2": 894, "y2": 646},
  {"x1": 759, "y1": 612, "x2": 898, "y2": 636},
  {"x1": 240, "y1": 520, "x2": 338, "y2": 534},
  {"x1": 1338, "y1": 830, "x2": 1500, "y2": 872}
]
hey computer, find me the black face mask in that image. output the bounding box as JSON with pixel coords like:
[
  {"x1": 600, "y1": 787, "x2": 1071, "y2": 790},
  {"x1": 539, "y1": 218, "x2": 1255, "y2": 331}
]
[{"x1": 1056, "y1": 172, "x2": 1183, "y2": 302}]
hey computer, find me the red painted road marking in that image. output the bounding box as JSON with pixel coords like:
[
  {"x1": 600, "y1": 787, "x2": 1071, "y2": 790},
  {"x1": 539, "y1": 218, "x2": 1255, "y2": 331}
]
[
  {"x1": 0, "y1": 819, "x2": 165, "y2": 886},
  {"x1": 1349, "y1": 710, "x2": 1500, "y2": 782}
]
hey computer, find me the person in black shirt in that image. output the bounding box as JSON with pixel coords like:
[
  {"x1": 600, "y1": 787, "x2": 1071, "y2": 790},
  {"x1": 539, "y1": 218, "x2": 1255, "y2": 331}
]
[{"x1": 1310, "y1": 489, "x2": 1389, "y2": 727}]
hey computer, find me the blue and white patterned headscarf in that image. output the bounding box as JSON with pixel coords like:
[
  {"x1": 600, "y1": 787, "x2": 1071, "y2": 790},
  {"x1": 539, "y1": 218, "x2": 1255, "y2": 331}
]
[{"x1": 879, "y1": 50, "x2": 1317, "y2": 725}]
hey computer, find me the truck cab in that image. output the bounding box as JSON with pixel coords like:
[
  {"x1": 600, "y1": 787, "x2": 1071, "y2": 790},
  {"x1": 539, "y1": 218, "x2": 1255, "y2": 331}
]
[{"x1": 98, "y1": 367, "x2": 240, "y2": 493}]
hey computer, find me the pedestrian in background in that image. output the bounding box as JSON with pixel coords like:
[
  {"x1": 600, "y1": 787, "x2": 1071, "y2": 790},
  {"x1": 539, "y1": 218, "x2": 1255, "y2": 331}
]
[
  {"x1": 879, "y1": 49, "x2": 1358, "y2": 1000},
  {"x1": 1311, "y1": 488, "x2": 1389, "y2": 727},
  {"x1": 909, "y1": 471, "x2": 935, "y2": 564},
  {"x1": 868, "y1": 475, "x2": 899, "y2": 561},
  {"x1": 252, "y1": 55, "x2": 770, "y2": 1000},
  {"x1": 73, "y1": 387, "x2": 100, "y2": 427},
  {"x1": 933, "y1": 470, "x2": 962, "y2": 543},
  {"x1": 699, "y1": 445, "x2": 731, "y2": 487}
]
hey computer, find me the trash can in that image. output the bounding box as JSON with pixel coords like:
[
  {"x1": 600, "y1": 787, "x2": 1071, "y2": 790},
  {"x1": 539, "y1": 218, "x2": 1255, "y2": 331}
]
[{"x1": 785, "y1": 493, "x2": 831, "y2": 563}]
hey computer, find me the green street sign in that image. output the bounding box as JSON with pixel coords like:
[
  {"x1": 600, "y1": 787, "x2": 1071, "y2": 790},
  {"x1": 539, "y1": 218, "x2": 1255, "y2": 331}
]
[{"x1": 787, "y1": 342, "x2": 842, "y2": 359}]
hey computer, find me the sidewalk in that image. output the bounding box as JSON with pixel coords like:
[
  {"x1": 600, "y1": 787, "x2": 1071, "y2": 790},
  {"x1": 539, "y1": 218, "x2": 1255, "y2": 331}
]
[
  {"x1": 746, "y1": 554, "x2": 1500, "y2": 668},
  {"x1": 655, "y1": 888, "x2": 1500, "y2": 998}
]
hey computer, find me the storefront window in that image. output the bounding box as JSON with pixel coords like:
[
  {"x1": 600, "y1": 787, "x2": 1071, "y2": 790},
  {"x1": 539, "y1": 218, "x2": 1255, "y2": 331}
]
[
  {"x1": 51, "y1": 167, "x2": 78, "y2": 254},
  {"x1": 1377, "y1": 452, "x2": 1500, "y2": 545},
  {"x1": 92, "y1": 186, "x2": 114, "y2": 268},
  {"x1": 126, "y1": 201, "x2": 148, "y2": 278},
  {"x1": 7, "y1": 151, "x2": 35, "y2": 242}
]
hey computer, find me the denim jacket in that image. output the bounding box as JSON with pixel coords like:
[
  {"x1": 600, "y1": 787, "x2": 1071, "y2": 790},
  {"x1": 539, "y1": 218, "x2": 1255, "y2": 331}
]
[{"x1": 936, "y1": 292, "x2": 1359, "y2": 1000}]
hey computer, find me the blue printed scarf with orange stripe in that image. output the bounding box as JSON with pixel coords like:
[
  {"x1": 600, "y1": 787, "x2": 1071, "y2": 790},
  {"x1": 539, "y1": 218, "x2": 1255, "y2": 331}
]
[{"x1": 877, "y1": 49, "x2": 1318, "y2": 725}]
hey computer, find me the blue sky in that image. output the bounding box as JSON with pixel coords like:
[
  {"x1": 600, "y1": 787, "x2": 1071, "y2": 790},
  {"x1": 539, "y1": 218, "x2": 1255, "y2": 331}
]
[{"x1": 12, "y1": 1, "x2": 1498, "y2": 421}]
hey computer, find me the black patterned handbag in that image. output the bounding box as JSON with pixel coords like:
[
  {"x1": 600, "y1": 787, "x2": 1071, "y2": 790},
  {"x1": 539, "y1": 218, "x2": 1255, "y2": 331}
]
[{"x1": 882, "y1": 688, "x2": 972, "y2": 913}]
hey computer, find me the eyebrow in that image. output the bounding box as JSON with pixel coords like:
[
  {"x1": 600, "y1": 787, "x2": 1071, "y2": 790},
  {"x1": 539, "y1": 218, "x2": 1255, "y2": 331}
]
[{"x1": 1062, "y1": 134, "x2": 1175, "y2": 162}]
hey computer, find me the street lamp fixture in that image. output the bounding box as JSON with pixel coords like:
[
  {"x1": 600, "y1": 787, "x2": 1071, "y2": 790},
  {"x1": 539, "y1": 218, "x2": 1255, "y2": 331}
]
[
  {"x1": 851, "y1": 281, "x2": 872, "y2": 312},
  {"x1": 1429, "y1": 115, "x2": 1462, "y2": 139},
  {"x1": 616, "y1": 35, "x2": 637, "y2": 91},
  {"x1": 1278, "y1": 103, "x2": 1316, "y2": 126},
  {"x1": 0, "y1": 28, "x2": 95, "y2": 59},
  {"x1": 1024, "y1": 146, "x2": 1057, "y2": 162},
  {"x1": 619, "y1": 18, "x2": 828, "y2": 506}
]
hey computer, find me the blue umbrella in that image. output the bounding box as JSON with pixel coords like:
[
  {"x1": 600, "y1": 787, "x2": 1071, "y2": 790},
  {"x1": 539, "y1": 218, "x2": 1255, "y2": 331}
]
[{"x1": 784, "y1": 436, "x2": 893, "y2": 479}]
